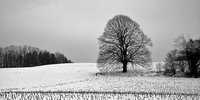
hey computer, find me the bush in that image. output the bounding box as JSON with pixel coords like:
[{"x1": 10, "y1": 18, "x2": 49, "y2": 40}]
[
  {"x1": 173, "y1": 72, "x2": 186, "y2": 77},
  {"x1": 156, "y1": 63, "x2": 163, "y2": 72}
]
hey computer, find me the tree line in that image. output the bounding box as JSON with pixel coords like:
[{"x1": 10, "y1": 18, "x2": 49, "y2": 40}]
[
  {"x1": 0, "y1": 45, "x2": 72, "y2": 68},
  {"x1": 163, "y1": 35, "x2": 200, "y2": 78}
]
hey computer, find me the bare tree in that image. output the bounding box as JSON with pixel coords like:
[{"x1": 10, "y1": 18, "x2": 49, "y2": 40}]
[
  {"x1": 164, "y1": 49, "x2": 179, "y2": 75},
  {"x1": 174, "y1": 35, "x2": 200, "y2": 77},
  {"x1": 97, "y1": 15, "x2": 152, "y2": 73}
]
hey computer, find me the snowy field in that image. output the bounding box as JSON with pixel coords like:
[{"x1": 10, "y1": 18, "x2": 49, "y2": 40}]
[
  {"x1": 0, "y1": 63, "x2": 200, "y2": 99},
  {"x1": 0, "y1": 63, "x2": 98, "y2": 90}
]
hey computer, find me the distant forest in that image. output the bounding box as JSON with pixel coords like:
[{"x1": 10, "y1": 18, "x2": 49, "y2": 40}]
[{"x1": 0, "y1": 45, "x2": 72, "y2": 68}]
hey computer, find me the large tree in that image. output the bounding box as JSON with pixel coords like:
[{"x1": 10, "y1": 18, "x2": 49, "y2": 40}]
[{"x1": 97, "y1": 15, "x2": 152, "y2": 73}]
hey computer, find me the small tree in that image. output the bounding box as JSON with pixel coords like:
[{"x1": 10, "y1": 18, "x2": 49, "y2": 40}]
[
  {"x1": 55, "y1": 52, "x2": 70, "y2": 63},
  {"x1": 97, "y1": 15, "x2": 152, "y2": 73},
  {"x1": 164, "y1": 49, "x2": 179, "y2": 75}
]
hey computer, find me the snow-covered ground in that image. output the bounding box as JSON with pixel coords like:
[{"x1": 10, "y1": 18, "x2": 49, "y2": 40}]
[
  {"x1": 0, "y1": 63, "x2": 98, "y2": 90},
  {"x1": 0, "y1": 63, "x2": 200, "y2": 95}
]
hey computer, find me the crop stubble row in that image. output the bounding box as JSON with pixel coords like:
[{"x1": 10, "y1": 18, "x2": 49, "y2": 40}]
[{"x1": 0, "y1": 91, "x2": 199, "y2": 100}]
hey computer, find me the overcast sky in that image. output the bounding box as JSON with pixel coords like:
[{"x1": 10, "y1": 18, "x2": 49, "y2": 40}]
[{"x1": 0, "y1": 0, "x2": 200, "y2": 63}]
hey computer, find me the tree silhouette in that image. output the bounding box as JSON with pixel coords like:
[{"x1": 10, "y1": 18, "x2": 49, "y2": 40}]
[
  {"x1": 164, "y1": 49, "x2": 179, "y2": 75},
  {"x1": 31, "y1": 51, "x2": 40, "y2": 66},
  {"x1": 0, "y1": 45, "x2": 73, "y2": 68},
  {"x1": 50, "y1": 53, "x2": 57, "y2": 64},
  {"x1": 55, "y1": 52, "x2": 69, "y2": 63},
  {"x1": 97, "y1": 15, "x2": 152, "y2": 73},
  {"x1": 175, "y1": 35, "x2": 200, "y2": 77}
]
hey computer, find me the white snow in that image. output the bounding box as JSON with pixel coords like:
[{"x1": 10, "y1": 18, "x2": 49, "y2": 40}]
[
  {"x1": 0, "y1": 63, "x2": 98, "y2": 90},
  {"x1": 0, "y1": 63, "x2": 200, "y2": 94}
]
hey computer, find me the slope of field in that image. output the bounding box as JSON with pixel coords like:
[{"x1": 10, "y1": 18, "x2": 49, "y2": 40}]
[
  {"x1": 0, "y1": 63, "x2": 98, "y2": 90},
  {"x1": 0, "y1": 63, "x2": 200, "y2": 95}
]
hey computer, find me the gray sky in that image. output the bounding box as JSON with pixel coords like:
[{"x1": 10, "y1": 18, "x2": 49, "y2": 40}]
[{"x1": 0, "y1": 0, "x2": 200, "y2": 63}]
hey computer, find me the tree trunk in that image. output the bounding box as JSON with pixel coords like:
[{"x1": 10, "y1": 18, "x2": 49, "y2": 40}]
[
  {"x1": 122, "y1": 62, "x2": 127, "y2": 73},
  {"x1": 180, "y1": 61, "x2": 185, "y2": 72},
  {"x1": 190, "y1": 61, "x2": 198, "y2": 78},
  {"x1": 171, "y1": 63, "x2": 176, "y2": 75},
  {"x1": 172, "y1": 66, "x2": 176, "y2": 75}
]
